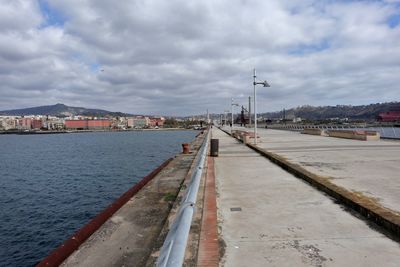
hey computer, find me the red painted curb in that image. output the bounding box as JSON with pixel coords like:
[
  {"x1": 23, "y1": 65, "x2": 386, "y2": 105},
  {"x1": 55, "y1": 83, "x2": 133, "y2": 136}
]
[
  {"x1": 197, "y1": 156, "x2": 219, "y2": 267},
  {"x1": 37, "y1": 158, "x2": 173, "y2": 267}
]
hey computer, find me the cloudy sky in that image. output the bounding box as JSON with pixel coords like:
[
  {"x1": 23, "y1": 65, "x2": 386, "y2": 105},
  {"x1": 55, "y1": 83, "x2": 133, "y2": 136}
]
[{"x1": 0, "y1": 0, "x2": 399, "y2": 115}]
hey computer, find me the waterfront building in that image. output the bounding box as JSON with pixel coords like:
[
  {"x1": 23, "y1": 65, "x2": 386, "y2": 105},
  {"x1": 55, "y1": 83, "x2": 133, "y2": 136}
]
[
  {"x1": 127, "y1": 116, "x2": 150, "y2": 128},
  {"x1": 378, "y1": 111, "x2": 400, "y2": 122},
  {"x1": 18, "y1": 117, "x2": 32, "y2": 129},
  {"x1": 0, "y1": 116, "x2": 17, "y2": 130},
  {"x1": 149, "y1": 116, "x2": 165, "y2": 127},
  {"x1": 88, "y1": 120, "x2": 111, "y2": 130},
  {"x1": 65, "y1": 119, "x2": 111, "y2": 130},
  {"x1": 32, "y1": 119, "x2": 43, "y2": 129}
]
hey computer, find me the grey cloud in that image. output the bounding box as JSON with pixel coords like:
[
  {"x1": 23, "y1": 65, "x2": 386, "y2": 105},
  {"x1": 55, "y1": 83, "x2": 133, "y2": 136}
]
[{"x1": 0, "y1": 0, "x2": 399, "y2": 115}]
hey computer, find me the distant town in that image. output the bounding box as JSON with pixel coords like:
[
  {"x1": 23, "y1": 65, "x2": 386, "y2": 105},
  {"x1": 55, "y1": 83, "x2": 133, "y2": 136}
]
[
  {"x1": 0, "y1": 104, "x2": 211, "y2": 133},
  {"x1": 1, "y1": 102, "x2": 399, "y2": 133},
  {"x1": 0, "y1": 115, "x2": 170, "y2": 132}
]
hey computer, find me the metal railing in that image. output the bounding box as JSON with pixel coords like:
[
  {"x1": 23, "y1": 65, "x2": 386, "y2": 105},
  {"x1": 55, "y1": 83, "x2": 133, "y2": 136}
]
[{"x1": 156, "y1": 129, "x2": 210, "y2": 267}]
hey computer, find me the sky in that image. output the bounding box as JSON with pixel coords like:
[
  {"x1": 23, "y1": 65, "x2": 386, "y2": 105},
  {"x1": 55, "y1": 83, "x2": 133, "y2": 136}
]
[{"x1": 0, "y1": 0, "x2": 399, "y2": 116}]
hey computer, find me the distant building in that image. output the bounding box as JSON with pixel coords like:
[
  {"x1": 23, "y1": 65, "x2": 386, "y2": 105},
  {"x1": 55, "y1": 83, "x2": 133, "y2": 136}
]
[
  {"x1": 0, "y1": 116, "x2": 17, "y2": 130},
  {"x1": 293, "y1": 117, "x2": 302, "y2": 123},
  {"x1": 18, "y1": 118, "x2": 32, "y2": 129},
  {"x1": 377, "y1": 111, "x2": 400, "y2": 122},
  {"x1": 65, "y1": 120, "x2": 87, "y2": 129},
  {"x1": 127, "y1": 116, "x2": 150, "y2": 128},
  {"x1": 88, "y1": 120, "x2": 111, "y2": 129},
  {"x1": 31, "y1": 119, "x2": 43, "y2": 129},
  {"x1": 65, "y1": 119, "x2": 111, "y2": 130},
  {"x1": 149, "y1": 117, "x2": 165, "y2": 127}
]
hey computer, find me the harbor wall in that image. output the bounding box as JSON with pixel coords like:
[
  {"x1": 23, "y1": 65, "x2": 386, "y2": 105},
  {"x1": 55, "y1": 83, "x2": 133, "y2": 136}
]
[{"x1": 37, "y1": 130, "x2": 207, "y2": 267}]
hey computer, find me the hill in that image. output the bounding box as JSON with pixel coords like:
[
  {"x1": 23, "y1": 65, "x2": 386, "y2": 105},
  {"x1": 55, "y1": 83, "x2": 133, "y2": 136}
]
[
  {"x1": 0, "y1": 103, "x2": 132, "y2": 117},
  {"x1": 260, "y1": 102, "x2": 400, "y2": 121}
]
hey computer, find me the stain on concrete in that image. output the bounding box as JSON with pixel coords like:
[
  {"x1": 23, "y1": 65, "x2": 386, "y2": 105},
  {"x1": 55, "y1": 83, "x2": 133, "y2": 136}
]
[
  {"x1": 299, "y1": 161, "x2": 343, "y2": 171},
  {"x1": 272, "y1": 240, "x2": 327, "y2": 267},
  {"x1": 292, "y1": 240, "x2": 327, "y2": 267},
  {"x1": 218, "y1": 237, "x2": 226, "y2": 262}
]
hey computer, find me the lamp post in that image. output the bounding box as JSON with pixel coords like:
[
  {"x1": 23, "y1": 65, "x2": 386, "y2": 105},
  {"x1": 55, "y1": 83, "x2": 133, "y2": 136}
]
[
  {"x1": 248, "y1": 96, "x2": 251, "y2": 127},
  {"x1": 253, "y1": 68, "x2": 270, "y2": 144},
  {"x1": 231, "y1": 98, "x2": 239, "y2": 131},
  {"x1": 224, "y1": 110, "x2": 229, "y2": 126}
]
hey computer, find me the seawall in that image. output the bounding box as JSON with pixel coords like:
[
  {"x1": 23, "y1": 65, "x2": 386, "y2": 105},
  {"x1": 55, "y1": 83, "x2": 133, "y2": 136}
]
[{"x1": 37, "y1": 130, "x2": 207, "y2": 267}]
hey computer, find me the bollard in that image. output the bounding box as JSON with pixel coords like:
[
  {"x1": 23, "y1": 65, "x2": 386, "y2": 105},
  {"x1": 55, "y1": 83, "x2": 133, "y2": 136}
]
[
  {"x1": 243, "y1": 134, "x2": 249, "y2": 144},
  {"x1": 182, "y1": 143, "x2": 190, "y2": 154},
  {"x1": 210, "y1": 139, "x2": 219, "y2": 157}
]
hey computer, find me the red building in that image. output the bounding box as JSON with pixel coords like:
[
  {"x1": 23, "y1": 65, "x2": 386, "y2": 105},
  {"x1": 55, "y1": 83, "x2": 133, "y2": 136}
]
[
  {"x1": 149, "y1": 117, "x2": 165, "y2": 127},
  {"x1": 31, "y1": 119, "x2": 43, "y2": 129},
  {"x1": 65, "y1": 120, "x2": 88, "y2": 129},
  {"x1": 18, "y1": 118, "x2": 32, "y2": 129},
  {"x1": 377, "y1": 111, "x2": 400, "y2": 122},
  {"x1": 88, "y1": 120, "x2": 111, "y2": 129},
  {"x1": 65, "y1": 120, "x2": 111, "y2": 130}
]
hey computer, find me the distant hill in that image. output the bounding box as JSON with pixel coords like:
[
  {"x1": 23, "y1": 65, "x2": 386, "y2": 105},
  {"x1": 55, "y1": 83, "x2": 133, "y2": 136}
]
[
  {"x1": 260, "y1": 102, "x2": 400, "y2": 121},
  {"x1": 0, "y1": 103, "x2": 132, "y2": 117}
]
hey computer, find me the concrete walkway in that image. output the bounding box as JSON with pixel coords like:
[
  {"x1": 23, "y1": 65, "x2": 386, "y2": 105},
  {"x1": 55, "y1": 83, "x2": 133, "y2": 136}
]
[{"x1": 213, "y1": 128, "x2": 400, "y2": 266}]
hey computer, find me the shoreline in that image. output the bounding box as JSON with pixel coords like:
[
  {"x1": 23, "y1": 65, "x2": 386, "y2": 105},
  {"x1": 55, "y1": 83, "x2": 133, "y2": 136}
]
[{"x1": 0, "y1": 128, "x2": 198, "y2": 135}]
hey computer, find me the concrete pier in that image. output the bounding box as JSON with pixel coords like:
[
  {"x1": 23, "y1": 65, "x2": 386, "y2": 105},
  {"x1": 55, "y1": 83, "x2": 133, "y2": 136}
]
[
  {"x1": 53, "y1": 133, "x2": 206, "y2": 267},
  {"x1": 209, "y1": 127, "x2": 400, "y2": 266},
  {"x1": 43, "y1": 126, "x2": 400, "y2": 266},
  {"x1": 252, "y1": 128, "x2": 400, "y2": 214}
]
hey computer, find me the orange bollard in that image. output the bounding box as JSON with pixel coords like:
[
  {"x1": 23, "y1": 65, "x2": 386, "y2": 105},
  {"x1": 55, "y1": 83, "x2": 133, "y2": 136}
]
[{"x1": 182, "y1": 143, "x2": 190, "y2": 154}]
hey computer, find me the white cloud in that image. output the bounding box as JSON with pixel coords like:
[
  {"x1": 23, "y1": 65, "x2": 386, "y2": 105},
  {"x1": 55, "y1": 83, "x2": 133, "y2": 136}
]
[{"x1": 0, "y1": 0, "x2": 399, "y2": 115}]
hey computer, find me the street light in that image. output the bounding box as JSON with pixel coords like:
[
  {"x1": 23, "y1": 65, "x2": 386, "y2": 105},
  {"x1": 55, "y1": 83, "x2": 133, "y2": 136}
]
[
  {"x1": 231, "y1": 98, "x2": 239, "y2": 131},
  {"x1": 253, "y1": 68, "x2": 270, "y2": 145},
  {"x1": 224, "y1": 110, "x2": 230, "y2": 126}
]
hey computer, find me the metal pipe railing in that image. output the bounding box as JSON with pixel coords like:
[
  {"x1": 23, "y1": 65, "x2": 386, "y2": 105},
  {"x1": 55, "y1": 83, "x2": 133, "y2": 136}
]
[{"x1": 156, "y1": 129, "x2": 210, "y2": 267}]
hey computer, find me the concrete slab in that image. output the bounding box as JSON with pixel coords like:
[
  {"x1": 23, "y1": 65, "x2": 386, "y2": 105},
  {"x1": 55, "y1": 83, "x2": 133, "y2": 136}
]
[
  {"x1": 213, "y1": 128, "x2": 400, "y2": 267},
  {"x1": 251, "y1": 128, "x2": 400, "y2": 214}
]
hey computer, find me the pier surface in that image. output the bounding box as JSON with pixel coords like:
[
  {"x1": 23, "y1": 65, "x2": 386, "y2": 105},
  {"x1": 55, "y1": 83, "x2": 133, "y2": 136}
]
[
  {"x1": 209, "y1": 127, "x2": 400, "y2": 266},
  {"x1": 53, "y1": 127, "x2": 400, "y2": 266},
  {"x1": 253, "y1": 128, "x2": 400, "y2": 213}
]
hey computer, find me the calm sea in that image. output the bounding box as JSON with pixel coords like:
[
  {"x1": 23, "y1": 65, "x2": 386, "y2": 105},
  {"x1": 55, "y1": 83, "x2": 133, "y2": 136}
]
[{"x1": 0, "y1": 130, "x2": 197, "y2": 266}]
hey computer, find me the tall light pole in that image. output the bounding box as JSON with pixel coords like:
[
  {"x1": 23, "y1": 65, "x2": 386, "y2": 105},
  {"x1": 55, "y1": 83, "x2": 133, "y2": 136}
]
[
  {"x1": 253, "y1": 68, "x2": 270, "y2": 144},
  {"x1": 224, "y1": 110, "x2": 229, "y2": 126},
  {"x1": 248, "y1": 96, "x2": 251, "y2": 127},
  {"x1": 231, "y1": 98, "x2": 239, "y2": 131}
]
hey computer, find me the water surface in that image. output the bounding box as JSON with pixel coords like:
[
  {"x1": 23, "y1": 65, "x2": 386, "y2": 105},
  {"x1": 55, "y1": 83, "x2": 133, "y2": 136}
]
[{"x1": 0, "y1": 130, "x2": 197, "y2": 266}]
